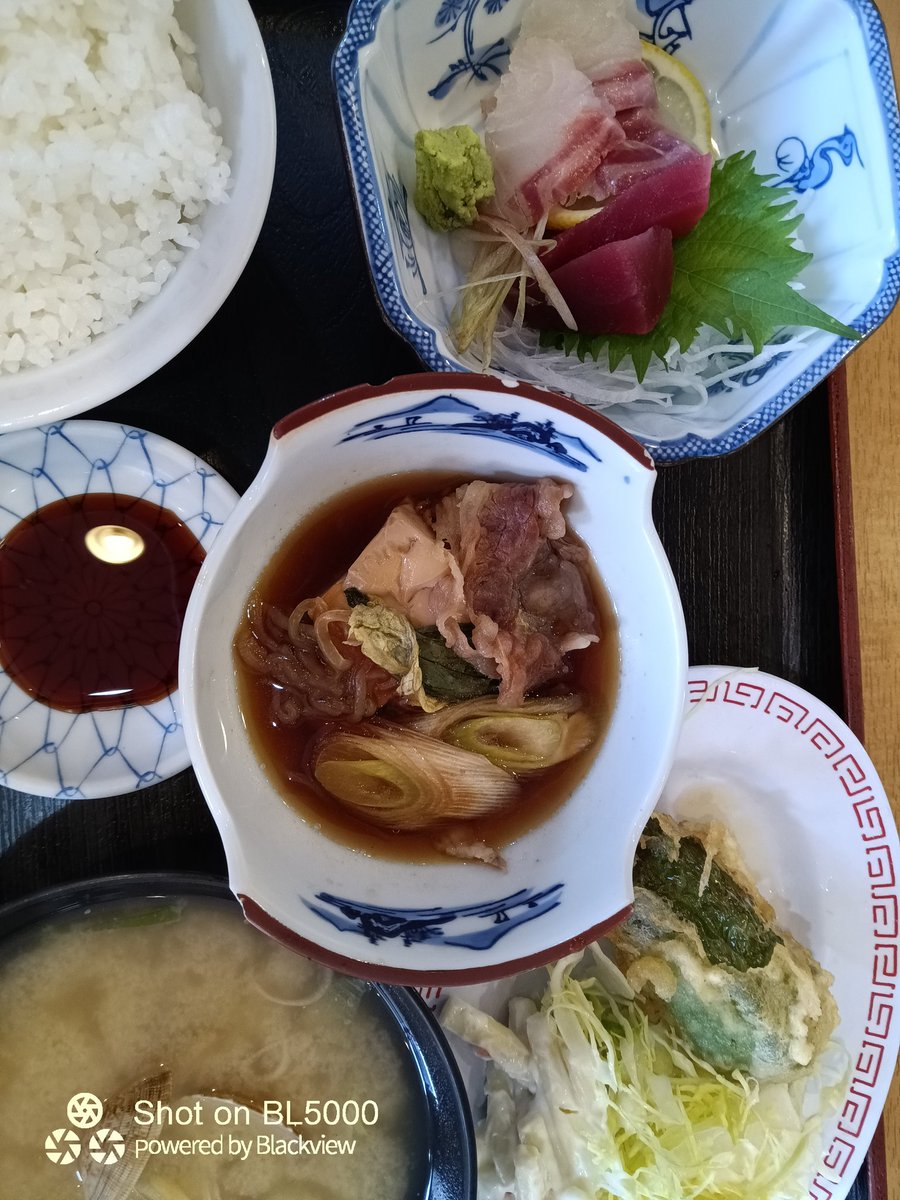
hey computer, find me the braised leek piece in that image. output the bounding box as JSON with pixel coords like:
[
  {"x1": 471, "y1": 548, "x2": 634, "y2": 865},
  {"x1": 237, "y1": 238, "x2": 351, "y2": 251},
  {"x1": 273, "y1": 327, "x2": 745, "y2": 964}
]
[
  {"x1": 313, "y1": 723, "x2": 519, "y2": 830},
  {"x1": 412, "y1": 694, "x2": 592, "y2": 772}
]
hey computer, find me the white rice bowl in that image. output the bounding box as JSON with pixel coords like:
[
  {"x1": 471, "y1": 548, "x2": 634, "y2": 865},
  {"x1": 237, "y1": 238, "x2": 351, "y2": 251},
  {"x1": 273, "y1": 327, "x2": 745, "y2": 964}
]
[{"x1": 0, "y1": 0, "x2": 275, "y2": 427}]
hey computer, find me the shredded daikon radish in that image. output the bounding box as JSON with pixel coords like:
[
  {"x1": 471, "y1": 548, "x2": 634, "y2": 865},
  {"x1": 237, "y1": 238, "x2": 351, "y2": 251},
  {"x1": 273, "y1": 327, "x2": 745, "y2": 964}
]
[{"x1": 484, "y1": 320, "x2": 818, "y2": 420}]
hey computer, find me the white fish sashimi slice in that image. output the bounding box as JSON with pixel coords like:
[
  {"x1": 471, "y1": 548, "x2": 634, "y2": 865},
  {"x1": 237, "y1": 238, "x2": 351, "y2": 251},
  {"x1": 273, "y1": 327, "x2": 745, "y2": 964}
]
[
  {"x1": 592, "y1": 61, "x2": 658, "y2": 114},
  {"x1": 518, "y1": 0, "x2": 643, "y2": 83},
  {"x1": 484, "y1": 39, "x2": 624, "y2": 228}
]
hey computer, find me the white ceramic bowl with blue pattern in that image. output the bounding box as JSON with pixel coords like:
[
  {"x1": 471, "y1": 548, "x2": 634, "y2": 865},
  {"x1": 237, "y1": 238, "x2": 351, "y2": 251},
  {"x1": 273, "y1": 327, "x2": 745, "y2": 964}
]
[
  {"x1": 334, "y1": 0, "x2": 900, "y2": 461},
  {"x1": 0, "y1": 421, "x2": 238, "y2": 799},
  {"x1": 180, "y1": 374, "x2": 687, "y2": 984}
]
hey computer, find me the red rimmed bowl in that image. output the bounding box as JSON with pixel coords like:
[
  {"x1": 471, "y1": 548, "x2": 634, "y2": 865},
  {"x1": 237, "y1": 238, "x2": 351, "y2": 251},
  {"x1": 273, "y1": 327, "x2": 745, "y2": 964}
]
[{"x1": 179, "y1": 373, "x2": 687, "y2": 984}]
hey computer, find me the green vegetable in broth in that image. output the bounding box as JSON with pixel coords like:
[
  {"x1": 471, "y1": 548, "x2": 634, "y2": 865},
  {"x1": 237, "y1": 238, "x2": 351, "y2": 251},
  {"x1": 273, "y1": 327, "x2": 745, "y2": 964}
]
[
  {"x1": 415, "y1": 625, "x2": 498, "y2": 702},
  {"x1": 348, "y1": 600, "x2": 446, "y2": 713},
  {"x1": 87, "y1": 901, "x2": 184, "y2": 931}
]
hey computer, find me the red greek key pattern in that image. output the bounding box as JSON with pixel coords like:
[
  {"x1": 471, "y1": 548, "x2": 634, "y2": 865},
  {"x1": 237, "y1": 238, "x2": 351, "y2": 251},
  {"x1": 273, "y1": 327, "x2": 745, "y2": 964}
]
[
  {"x1": 855, "y1": 1040, "x2": 885, "y2": 1086},
  {"x1": 872, "y1": 944, "x2": 897, "y2": 987},
  {"x1": 833, "y1": 753, "x2": 869, "y2": 796},
  {"x1": 855, "y1": 796, "x2": 887, "y2": 841},
  {"x1": 867, "y1": 844, "x2": 895, "y2": 888},
  {"x1": 803, "y1": 717, "x2": 846, "y2": 759},
  {"x1": 823, "y1": 1136, "x2": 856, "y2": 1178},
  {"x1": 686, "y1": 677, "x2": 766, "y2": 708},
  {"x1": 416, "y1": 985, "x2": 443, "y2": 1009},
  {"x1": 765, "y1": 691, "x2": 810, "y2": 726},
  {"x1": 873, "y1": 896, "x2": 898, "y2": 938},
  {"x1": 867, "y1": 991, "x2": 894, "y2": 1039},
  {"x1": 838, "y1": 1086, "x2": 872, "y2": 1138}
]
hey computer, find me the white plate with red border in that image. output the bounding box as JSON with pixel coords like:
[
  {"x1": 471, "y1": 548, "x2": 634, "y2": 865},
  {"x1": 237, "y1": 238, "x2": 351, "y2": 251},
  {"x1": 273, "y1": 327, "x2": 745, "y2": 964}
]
[{"x1": 423, "y1": 665, "x2": 900, "y2": 1200}]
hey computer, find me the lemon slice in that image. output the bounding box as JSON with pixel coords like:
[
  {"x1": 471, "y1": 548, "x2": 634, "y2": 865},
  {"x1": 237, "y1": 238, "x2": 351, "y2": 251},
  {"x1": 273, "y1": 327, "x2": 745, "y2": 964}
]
[{"x1": 641, "y1": 41, "x2": 713, "y2": 155}]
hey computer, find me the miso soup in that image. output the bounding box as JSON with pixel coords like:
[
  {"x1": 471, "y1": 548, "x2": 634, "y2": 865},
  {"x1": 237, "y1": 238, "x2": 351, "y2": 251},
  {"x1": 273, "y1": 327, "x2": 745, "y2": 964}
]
[{"x1": 0, "y1": 897, "x2": 428, "y2": 1199}]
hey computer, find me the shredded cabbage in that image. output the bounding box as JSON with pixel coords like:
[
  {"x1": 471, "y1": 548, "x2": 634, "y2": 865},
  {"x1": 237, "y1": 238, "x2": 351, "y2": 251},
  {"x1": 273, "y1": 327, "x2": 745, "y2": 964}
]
[{"x1": 442, "y1": 947, "x2": 843, "y2": 1200}]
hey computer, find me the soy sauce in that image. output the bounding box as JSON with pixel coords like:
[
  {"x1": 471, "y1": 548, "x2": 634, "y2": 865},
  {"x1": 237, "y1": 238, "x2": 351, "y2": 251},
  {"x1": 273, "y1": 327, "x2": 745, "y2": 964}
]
[{"x1": 0, "y1": 494, "x2": 205, "y2": 713}]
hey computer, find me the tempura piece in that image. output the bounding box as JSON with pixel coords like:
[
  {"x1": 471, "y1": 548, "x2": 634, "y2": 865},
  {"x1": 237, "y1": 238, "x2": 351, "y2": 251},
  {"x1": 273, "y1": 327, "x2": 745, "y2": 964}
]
[{"x1": 609, "y1": 814, "x2": 838, "y2": 1081}]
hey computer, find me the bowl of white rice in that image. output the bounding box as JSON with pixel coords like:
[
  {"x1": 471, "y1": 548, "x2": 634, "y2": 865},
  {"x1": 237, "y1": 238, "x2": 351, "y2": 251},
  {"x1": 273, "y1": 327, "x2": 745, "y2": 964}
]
[{"x1": 0, "y1": 0, "x2": 276, "y2": 430}]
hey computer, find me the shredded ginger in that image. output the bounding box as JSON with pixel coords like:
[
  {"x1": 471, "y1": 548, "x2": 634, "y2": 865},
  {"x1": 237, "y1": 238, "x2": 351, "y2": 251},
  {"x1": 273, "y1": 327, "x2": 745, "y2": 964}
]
[{"x1": 442, "y1": 946, "x2": 844, "y2": 1200}]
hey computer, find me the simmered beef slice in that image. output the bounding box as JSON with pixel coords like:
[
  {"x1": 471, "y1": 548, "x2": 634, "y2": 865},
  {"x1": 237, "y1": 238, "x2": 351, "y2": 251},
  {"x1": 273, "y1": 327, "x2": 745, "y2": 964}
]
[{"x1": 435, "y1": 479, "x2": 597, "y2": 706}]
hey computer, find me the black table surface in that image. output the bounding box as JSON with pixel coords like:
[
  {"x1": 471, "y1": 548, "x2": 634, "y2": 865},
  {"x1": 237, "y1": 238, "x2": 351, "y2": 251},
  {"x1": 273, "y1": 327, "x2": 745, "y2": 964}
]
[{"x1": 0, "y1": 2, "x2": 863, "y2": 1197}]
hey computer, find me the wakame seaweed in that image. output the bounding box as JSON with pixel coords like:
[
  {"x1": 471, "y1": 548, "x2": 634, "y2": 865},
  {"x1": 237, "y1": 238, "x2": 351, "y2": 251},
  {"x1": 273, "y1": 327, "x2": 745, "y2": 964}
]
[
  {"x1": 633, "y1": 818, "x2": 782, "y2": 971},
  {"x1": 415, "y1": 626, "x2": 498, "y2": 702}
]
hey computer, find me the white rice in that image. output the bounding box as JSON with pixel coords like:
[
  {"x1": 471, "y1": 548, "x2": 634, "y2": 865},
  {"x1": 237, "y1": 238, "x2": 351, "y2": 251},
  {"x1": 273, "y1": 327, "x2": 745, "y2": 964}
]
[{"x1": 0, "y1": 0, "x2": 231, "y2": 374}]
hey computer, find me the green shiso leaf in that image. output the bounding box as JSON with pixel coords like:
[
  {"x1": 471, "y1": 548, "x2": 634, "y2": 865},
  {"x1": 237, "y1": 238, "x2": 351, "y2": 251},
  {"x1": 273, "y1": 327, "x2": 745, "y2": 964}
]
[
  {"x1": 541, "y1": 151, "x2": 860, "y2": 381},
  {"x1": 415, "y1": 626, "x2": 498, "y2": 702}
]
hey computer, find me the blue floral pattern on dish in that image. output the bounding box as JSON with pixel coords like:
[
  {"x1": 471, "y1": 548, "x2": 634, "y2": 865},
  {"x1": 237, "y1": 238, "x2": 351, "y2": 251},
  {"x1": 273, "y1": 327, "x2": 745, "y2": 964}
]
[
  {"x1": 305, "y1": 884, "x2": 563, "y2": 949},
  {"x1": 339, "y1": 395, "x2": 601, "y2": 471},
  {"x1": 0, "y1": 421, "x2": 238, "y2": 801},
  {"x1": 636, "y1": 0, "x2": 694, "y2": 51},
  {"x1": 706, "y1": 338, "x2": 794, "y2": 397},
  {"x1": 429, "y1": 0, "x2": 511, "y2": 99},
  {"x1": 384, "y1": 172, "x2": 426, "y2": 295},
  {"x1": 775, "y1": 129, "x2": 863, "y2": 192}
]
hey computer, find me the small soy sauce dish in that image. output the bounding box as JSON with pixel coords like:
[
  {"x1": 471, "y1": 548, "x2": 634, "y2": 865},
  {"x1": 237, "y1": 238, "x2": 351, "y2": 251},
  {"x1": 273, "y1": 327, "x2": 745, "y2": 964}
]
[{"x1": 0, "y1": 421, "x2": 238, "y2": 799}]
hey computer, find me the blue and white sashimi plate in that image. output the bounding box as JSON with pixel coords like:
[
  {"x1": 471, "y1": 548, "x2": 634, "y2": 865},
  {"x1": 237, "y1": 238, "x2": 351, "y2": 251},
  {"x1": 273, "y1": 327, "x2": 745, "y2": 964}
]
[{"x1": 335, "y1": 0, "x2": 900, "y2": 460}]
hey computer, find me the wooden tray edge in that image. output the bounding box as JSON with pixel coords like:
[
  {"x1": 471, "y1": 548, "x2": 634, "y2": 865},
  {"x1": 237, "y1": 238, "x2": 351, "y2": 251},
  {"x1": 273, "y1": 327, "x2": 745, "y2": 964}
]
[{"x1": 828, "y1": 363, "x2": 881, "y2": 1200}]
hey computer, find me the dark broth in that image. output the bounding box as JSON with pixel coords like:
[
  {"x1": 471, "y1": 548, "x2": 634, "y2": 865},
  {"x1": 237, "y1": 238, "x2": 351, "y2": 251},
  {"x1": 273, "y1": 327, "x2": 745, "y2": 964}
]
[
  {"x1": 0, "y1": 493, "x2": 204, "y2": 713},
  {"x1": 235, "y1": 473, "x2": 619, "y2": 863}
]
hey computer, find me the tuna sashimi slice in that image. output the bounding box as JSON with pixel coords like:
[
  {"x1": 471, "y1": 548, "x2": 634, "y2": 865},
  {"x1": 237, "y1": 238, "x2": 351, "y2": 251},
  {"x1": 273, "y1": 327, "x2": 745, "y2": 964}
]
[
  {"x1": 484, "y1": 38, "x2": 625, "y2": 228},
  {"x1": 589, "y1": 106, "x2": 706, "y2": 200},
  {"x1": 540, "y1": 151, "x2": 712, "y2": 274},
  {"x1": 527, "y1": 226, "x2": 674, "y2": 336}
]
